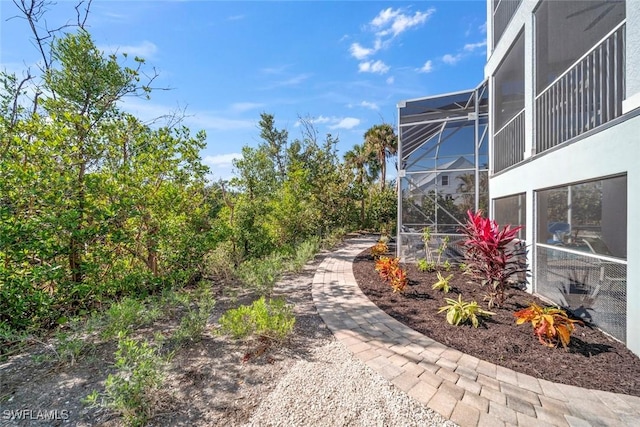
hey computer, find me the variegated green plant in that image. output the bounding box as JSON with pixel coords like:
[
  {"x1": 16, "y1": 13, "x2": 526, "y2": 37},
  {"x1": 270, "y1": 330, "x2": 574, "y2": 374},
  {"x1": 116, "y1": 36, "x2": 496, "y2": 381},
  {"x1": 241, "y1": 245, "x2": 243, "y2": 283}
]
[
  {"x1": 438, "y1": 294, "x2": 495, "y2": 328},
  {"x1": 432, "y1": 271, "x2": 454, "y2": 293}
]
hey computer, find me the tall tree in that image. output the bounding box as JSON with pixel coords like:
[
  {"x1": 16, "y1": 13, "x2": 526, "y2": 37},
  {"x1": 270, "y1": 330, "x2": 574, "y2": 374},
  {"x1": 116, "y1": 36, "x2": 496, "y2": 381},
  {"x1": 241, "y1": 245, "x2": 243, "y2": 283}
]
[
  {"x1": 344, "y1": 143, "x2": 378, "y2": 227},
  {"x1": 364, "y1": 123, "x2": 397, "y2": 191}
]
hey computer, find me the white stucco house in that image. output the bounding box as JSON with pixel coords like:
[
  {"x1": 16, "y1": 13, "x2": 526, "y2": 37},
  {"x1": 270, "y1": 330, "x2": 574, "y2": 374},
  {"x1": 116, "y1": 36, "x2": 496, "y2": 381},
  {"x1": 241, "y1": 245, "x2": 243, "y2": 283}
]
[{"x1": 397, "y1": 0, "x2": 640, "y2": 355}]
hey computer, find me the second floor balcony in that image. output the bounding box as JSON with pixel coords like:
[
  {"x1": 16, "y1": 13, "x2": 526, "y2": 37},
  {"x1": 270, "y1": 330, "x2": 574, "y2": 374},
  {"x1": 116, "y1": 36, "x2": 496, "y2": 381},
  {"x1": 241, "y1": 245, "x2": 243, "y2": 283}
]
[{"x1": 493, "y1": 1, "x2": 626, "y2": 173}]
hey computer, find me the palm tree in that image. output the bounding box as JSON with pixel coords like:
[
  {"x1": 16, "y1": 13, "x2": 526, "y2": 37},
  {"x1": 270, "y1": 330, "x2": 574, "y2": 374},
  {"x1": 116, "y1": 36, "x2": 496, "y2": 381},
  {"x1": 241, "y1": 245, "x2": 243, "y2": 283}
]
[
  {"x1": 344, "y1": 143, "x2": 378, "y2": 227},
  {"x1": 364, "y1": 123, "x2": 397, "y2": 191}
]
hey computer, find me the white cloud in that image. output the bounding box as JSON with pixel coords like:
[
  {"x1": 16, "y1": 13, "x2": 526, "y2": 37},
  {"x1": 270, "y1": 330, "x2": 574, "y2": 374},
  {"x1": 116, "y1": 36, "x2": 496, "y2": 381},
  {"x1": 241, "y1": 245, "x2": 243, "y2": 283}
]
[
  {"x1": 230, "y1": 102, "x2": 264, "y2": 113},
  {"x1": 360, "y1": 101, "x2": 379, "y2": 110},
  {"x1": 203, "y1": 153, "x2": 242, "y2": 182},
  {"x1": 296, "y1": 115, "x2": 360, "y2": 130},
  {"x1": 386, "y1": 76, "x2": 395, "y2": 85},
  {"x1": 203, "y1": 153, "x2": 241, "y2": 168},
  {"x1": 350, "y1": 42, "x2": 375, "y2": 60},
  {"x1": 100, "y1": 40, "x2": 158, "y2": 59},
  {"x1": 120, "y1": 99, "x2": 254, "y2": 131},
  {"x1": 329, "y1": 117, "x2": 360, "y2": 130},
  {"x1": 358, "y1": 60, "x2": 390, "y2": 74},
  {"x1": 419, "y1": 60, "x2": 433, "y2": 73},
  {"x1": 442, "y1": 53, "x2": 462, "y2": 65},
  {"x1": 227, "y1": 14, "x2": 244, "y2": 21},
  {"x1": 305, "y1": 115, "x2": 331, "y2": 125},
  {"x1": 371, "y1": 7, "x2": 435, "y2": 38},
  {"x1": 265, "y1": 73, "x2": 312, "y2": 89},
  {"x1": 186, "y1": 114, "x2": 254, "y2": 131},
  {"x1": 464, "y1": 41, "x2": 487, "y2": 52},
  {"x1": 479, "y1": 22, "x2": 487, "y2": 34}
]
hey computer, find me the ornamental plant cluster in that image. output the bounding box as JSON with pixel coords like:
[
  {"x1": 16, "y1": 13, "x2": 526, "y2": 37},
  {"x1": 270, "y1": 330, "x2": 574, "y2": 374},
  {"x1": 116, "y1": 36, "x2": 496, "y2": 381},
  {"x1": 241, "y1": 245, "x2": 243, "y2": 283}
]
[
  {"x1": 514, "y1": 303, "x2": 583, "y2": 349},
  {"x1": 374, "y1": 256, "x2": 408, "y2": 293},
  {"x1": 460, "y1": 210, "x2": 525, "y2": 308},
  {"x1": 458, "y1": 211, "x2": 580, "y2": 348}
]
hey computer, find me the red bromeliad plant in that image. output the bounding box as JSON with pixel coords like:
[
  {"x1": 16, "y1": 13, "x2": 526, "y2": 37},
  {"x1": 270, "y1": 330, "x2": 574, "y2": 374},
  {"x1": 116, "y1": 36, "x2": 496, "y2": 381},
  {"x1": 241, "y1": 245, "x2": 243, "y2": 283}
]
[{"x1": 461, "y1": 210, "x2": 526, "y2": 308}]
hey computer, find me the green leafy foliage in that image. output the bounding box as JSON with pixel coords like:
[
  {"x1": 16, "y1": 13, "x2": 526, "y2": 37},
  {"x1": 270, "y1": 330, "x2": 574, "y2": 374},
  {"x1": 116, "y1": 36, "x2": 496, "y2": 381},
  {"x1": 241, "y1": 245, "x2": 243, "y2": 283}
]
[
  {"x1": 84, "y1": 336, "x2": 165, "y2": 427},
  {"x1": 101, "y1": 298, "x2": 161, "y2": 339},
  {"x1": 172, "y1": 286, "x2": 216, "y2": 345},
  {"x1": 1, "y1": 31, "x2": 214, "y2": 332},
  {"x1": 432, "y1": 271, "x2": 454, "y2": 293},
  {"x1": 416, "y1": 258, "x2": 436, "y2": 272},
  {"x1": 438, "y1": 295, "x2": 495, "y2": 328},
  {"x1": 514, "y1": 303, "x2": 583, "y2": 349},
  {"x1": 218, "y1": 297, "x2": 295, "y2": 341}
]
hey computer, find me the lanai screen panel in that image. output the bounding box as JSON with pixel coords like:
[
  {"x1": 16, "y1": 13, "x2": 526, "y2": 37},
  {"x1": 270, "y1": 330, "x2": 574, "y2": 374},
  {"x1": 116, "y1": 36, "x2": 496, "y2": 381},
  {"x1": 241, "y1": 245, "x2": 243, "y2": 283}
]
[{"x1": 397, "y1": 82, "x2": 489, "y2": 261}]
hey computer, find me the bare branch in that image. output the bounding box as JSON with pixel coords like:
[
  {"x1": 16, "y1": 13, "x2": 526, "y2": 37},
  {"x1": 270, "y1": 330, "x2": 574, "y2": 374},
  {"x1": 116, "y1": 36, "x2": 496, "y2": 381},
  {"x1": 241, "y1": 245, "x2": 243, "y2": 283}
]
[{"x1": 75, "y1": 0, "x2": 92, "y2": 29}]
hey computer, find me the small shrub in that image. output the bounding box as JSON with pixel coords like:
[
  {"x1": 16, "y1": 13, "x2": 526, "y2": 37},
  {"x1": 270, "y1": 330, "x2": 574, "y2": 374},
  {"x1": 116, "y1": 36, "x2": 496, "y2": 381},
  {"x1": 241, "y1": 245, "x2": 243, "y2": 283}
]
[
  {"x1": 172, "y1": 287, "x2": 216, "y2": 345},
  {"x1": 438, "y1": 294, "x2": 495, "y2": 328},
  {"x1": 101, "y1": 298, "x2": 161, "y2": 340},
  {"x1": 84, "y1": 335, "x2": 165, "y2": 427},
  {"x1": 374, "y1": 256, "x2": 400, "y2": 282},
  {"x1": 237, "y1": 254, "x2": 285, "y2": 297},
  {"x1": 422, "y1": 227, "x2": 434, "y2": 264},
  {"x1": 514, "y1": 303, "x2": 583, "y2": 349},
  {"x1": 389, "y1": 267, "x2": 408, "y2": 293},
  {"x1": 374, "y1": 256, "x2": 407, "y2": 293},
  {"x1": 285, "y1": 237, "x2": 320, "y2": 273},
  {"x1": 370, "y1": 241, "x2": 388, "y2": 258},
  {"x1": 53, "y1": 331, "x2": 92, "y2": 365},
  {"x1": 442, "y1": 259, "x2": 452, "y2": 272},
  {"x1": 460, "y1": 210, "x2": 525, "y2": 308},
  {"x1": 432, "y1": 271, "x2": 454, "y2": 293},
  {"x1": 416, "y1": 258, "x2": 436, "y2": 272},
  {"x1": 218, "y1": 296, "x2": 295, "y2": 341},
  {"x1": 436, "y1": 235, "x2": 450, "y2": 265}
]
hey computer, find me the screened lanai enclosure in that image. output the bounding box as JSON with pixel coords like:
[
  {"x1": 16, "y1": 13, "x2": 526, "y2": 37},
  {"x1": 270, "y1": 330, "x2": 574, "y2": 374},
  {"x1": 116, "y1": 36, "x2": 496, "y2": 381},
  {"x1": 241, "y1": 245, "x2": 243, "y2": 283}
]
[{"x1": 397, "y1": 81, "x2": 489, "y2": 261}]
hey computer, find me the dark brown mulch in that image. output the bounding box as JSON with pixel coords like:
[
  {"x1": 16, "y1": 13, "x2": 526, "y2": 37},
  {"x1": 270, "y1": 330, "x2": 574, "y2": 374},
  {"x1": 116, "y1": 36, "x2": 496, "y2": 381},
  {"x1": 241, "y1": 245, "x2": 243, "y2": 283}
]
[{"x1": 352, "y1": 249, "x2": 640, "y2": 397}]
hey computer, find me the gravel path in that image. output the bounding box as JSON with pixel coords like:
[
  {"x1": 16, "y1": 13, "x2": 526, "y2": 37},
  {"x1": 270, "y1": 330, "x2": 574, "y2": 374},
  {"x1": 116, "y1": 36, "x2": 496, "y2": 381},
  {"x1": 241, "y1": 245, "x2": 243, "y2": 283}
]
[
  {"x1": 242, "y1": 247, "x2": 456, "y2": 427},
  {"x1": 244, "y1": 341, "x2": 456, "y2": 427}
]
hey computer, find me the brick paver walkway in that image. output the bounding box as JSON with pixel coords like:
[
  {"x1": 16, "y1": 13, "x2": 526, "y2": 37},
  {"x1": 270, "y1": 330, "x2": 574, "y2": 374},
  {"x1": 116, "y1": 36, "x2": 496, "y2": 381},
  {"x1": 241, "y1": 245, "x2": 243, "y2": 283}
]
[{"x1": 312, "y1": 236, "x2": 640, "y2": 427}]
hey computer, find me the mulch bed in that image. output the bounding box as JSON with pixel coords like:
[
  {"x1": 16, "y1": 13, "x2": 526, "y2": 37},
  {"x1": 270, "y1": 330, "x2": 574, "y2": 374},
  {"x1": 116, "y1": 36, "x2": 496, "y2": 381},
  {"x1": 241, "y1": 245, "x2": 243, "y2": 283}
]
[{"x1": 352, "y1": 248, "x2": 640, "y2": 397}]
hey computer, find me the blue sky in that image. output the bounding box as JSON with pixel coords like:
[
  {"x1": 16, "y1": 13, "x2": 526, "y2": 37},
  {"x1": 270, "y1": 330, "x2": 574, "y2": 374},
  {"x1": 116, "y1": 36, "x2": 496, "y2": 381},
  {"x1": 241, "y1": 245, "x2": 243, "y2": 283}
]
[{"x1": 1, "y1": 0, "x2": 487, "y2": 181}]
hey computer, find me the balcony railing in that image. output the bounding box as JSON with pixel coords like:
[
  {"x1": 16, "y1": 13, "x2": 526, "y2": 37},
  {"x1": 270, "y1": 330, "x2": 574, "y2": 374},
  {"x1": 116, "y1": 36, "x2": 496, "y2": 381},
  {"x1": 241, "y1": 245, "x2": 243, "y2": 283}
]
[
  {"x1": 493, "y1": 0, "x2": 522, "y2": 48},
  {"x1": 535, "y1": 23, "x2": 625, "y2": 154},
  {"x1": 493, "y1": 108, "x2": 525, "y2": 173}
]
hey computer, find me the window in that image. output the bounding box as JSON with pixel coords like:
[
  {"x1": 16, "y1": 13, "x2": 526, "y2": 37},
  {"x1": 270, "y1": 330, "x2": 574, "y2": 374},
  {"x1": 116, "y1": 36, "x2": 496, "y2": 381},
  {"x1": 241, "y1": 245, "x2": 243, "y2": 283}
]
[
  {"x1": 441, "y1": 175, "x2": 449, "y2": 186},
  {"x1": 535, "y1": 175, "x2": 627, "y2": 342},
  {"x1": 536, "y1": 175, "x2": 627, "y2": 258},
  {"x1": 494, "y1": 193, "x2": 526, "y2": 240}
]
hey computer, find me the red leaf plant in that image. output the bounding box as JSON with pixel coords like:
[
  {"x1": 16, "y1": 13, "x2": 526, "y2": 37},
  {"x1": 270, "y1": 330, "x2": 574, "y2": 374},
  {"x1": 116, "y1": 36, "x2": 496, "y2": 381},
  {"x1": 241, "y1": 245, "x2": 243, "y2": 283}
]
[
  {"x1": 374, "y1": 256, "x2": 407, "y2": 293},
  {"x1": 374, "y1": 256, "x2": 399, "y2": 282},
  {"x1": 461, "y1": 210, "x2": 527, "y2": 308}
]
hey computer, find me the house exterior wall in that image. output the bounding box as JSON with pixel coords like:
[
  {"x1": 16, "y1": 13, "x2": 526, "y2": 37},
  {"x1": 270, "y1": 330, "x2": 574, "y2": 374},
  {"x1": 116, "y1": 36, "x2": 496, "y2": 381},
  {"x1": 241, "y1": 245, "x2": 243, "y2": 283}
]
[
  {"x1": 486, "y1": 0, "x2": 640, "y2": 355},
  {"x1": 624, "y1": 1, "x2": 640, "y2": 112}
]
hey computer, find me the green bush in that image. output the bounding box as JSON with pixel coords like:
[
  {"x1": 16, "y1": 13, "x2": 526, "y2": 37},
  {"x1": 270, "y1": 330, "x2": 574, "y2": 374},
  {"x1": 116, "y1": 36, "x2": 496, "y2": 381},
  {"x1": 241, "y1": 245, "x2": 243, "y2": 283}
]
[
  {"x1": 285, "y1": 237, "x2": 320, "y2": 273},
  {"x1": 237, "y1": 254, "x2": 285, "y2": 296},
  {"x1": 218, "y1": 296, "x2": 295, "y2": 341},
  {"x1": 101, "y1": 298, "x2": 161, "y2": 339},
  {"x1": 84, "y1": 335, "x2": 165, "y2": 427},
  {"x1": 172, "y1": 287, "x2": 216, "y2": 345}
]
